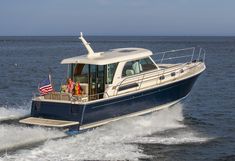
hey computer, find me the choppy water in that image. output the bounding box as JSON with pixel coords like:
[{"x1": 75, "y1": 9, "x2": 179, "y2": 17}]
[{"x1": 0, "y1": 36, "x2": 235, "y2": 161}]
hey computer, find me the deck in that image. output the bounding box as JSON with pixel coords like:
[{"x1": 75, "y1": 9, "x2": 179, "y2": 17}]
[{"x1": 19, "y1": 117, "x2": 79, "y2": 127}]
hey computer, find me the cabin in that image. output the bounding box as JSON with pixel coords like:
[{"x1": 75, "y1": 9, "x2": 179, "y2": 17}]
[{"x1": 61, "y1": 47, "x2": 158, "y2": 100}]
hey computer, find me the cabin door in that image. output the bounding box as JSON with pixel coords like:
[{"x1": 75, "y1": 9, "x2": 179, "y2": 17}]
[{"x1": 89, "y1": 65, "x2": 105, "y2": 100}]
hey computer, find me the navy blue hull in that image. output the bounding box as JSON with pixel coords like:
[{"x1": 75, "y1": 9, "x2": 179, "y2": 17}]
[{"x1": 31, "y1": 74, "x2": 200, "y2": 129}]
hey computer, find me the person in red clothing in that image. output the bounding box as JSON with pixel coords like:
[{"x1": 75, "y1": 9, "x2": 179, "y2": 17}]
[
  {"x1": 74, "y1": 82, "x2": 83, "y2": 95},
  {"x1": 67, "y1": 78, "x2": 74, "y2": 94}
]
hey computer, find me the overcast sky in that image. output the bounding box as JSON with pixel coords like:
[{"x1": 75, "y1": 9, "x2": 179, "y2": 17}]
[{"x1": 0, "y1": 0, "x2": 235, "y2": 36}]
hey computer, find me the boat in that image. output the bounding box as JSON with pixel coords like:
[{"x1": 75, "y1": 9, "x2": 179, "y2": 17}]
[{"x1": 20, "y1": 33, "x2": 206, "y2": 133}]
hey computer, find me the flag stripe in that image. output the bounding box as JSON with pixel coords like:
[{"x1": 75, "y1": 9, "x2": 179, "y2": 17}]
[{"x1": 38, "y1": 75, "x2": 53, "y2": 95}]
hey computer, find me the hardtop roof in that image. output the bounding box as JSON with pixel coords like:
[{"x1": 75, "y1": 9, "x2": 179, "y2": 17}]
[{"x1": 61, "y1": 48, "x2": 153, "y2": 65}]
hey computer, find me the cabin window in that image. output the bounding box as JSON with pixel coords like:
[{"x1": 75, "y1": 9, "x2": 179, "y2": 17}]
[
  {"x1": 122, "y1": 58, "x2": 156, "y2": 77},
  {"x1": 73, "y1": 64, "x2": 89, "y2": 83},
  {"x1": 122, "y1": 61, "x2": 141, "y2": 77},
  {"x1": 139, "y1": 58, "x2": 156, "y2": 72},
  {"x1": 107, "y1": 63, "x2": 118, "y2": 84}
]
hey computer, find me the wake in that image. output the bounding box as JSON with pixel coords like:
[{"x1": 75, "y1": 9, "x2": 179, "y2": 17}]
[
  {"x1": 0, "y1": 103, "x2": 212, "y2": 161},
  {"x1": 0, "y1": 104, "x2": 30, "y2": 122},
  {"x1": 0, "y1": 125, "x2": 66, "y2": 154}
]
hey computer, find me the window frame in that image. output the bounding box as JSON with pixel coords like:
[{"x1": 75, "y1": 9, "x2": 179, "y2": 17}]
[
  {"x1": 122, "y1": 57, "x2": 157, "y2": 78},
  {"x1": 106, "y1": 63, "x2": 118, "y2": 84}
]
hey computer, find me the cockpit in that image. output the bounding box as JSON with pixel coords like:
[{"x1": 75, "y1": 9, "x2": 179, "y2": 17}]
[{"x1": 63, "y1": 63, "x2": 118, "y2": 100}]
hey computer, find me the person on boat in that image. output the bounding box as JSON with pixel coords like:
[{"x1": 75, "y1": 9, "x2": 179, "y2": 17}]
[
  {"x1": 67, "y1": 78, "x2": 74, "y2": 94},
  {"x1": 60, "y1": 84, "x2": 68, "y2": 93},
  {"x1": 74, "y1": 82, "x2": 83, "y2": 95}
]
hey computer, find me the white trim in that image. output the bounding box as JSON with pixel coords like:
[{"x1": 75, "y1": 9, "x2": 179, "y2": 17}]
[{"x1": 79, "y1": 96, "x2": 186, "y2": 130}]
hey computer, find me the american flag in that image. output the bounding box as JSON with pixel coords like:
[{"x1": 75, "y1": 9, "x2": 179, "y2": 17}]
[{"x1": 38, "y1": 75, "x2": 53, "y2": 95}]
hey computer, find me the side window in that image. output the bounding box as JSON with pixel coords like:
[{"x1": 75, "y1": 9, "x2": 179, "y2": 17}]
[
  {"x1": 122, "y1": 58, "x2": 156, "y2": 77},
  {"x1": 122, "y1": 61, "x2": 141, "y2": 77},
  {"x1": 139, "y1": 58, "x2": 156, "y2": 72},
  {"x1": 73, "y1": 64, "x2": 89, "y2": 83},
  {"x1": 107, "y1": 63, "x2": 118, "y2": 84}
]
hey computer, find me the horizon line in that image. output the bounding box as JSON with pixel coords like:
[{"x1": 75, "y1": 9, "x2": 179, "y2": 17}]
[{"x1": 0, "y1": 34, "x2": 235, "y2": 37}]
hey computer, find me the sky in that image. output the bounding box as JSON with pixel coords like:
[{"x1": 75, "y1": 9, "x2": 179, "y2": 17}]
[{"x1": 0, "y1": 0, "x2": 235, "y2": 36}]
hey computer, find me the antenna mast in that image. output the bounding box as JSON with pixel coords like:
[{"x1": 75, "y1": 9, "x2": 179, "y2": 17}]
[{"x1": 79, "y1": 32, "x2": 95, "y2": 57}]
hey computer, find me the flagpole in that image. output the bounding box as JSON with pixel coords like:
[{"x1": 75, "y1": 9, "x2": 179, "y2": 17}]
[
  {"x1": 48, "y1": 73, "x2": 54, "y2": 92},
  {"x1": 37, "y1": 82, "x2": 40, "y2": 95}
]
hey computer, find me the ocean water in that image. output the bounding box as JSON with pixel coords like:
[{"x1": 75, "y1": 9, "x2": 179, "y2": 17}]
[{"x1": 0, "y1": 36, "x2": 235, "y2": 161}]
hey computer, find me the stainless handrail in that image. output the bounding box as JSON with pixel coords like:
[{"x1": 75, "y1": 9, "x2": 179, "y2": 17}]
[
  {"x1": 154, "y1": 47, "x2": 195, "y2": 55},
  {"x1": 153, "y1": 47, "x2": 195, "y2": 63},
  {"x1": 70, "y1": 92, "x2": 110, "y2": 102},
  {"x1": 160, "y1": 55, "x2": 192, "y2": 61}
]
